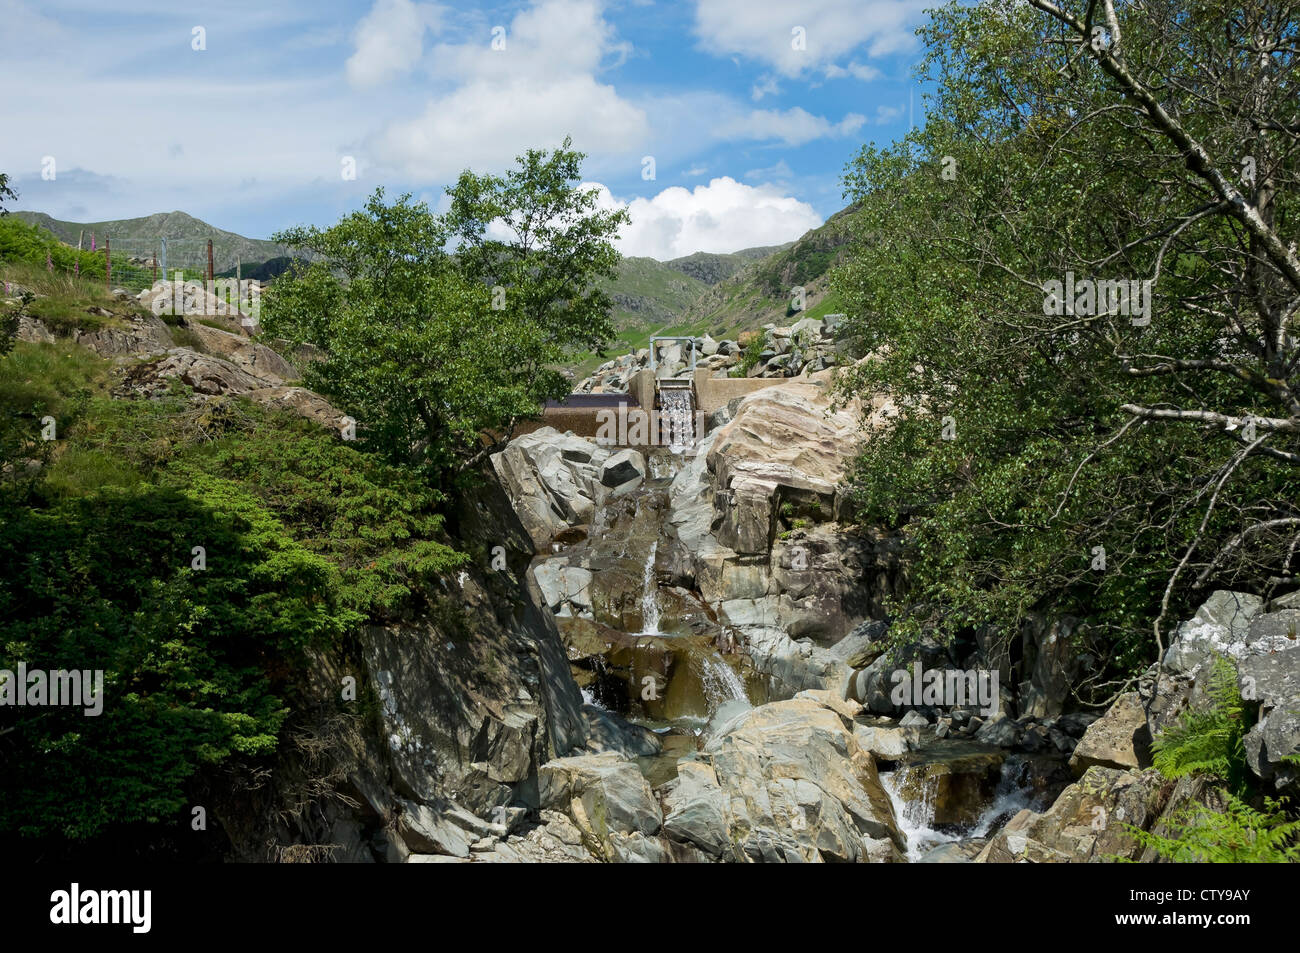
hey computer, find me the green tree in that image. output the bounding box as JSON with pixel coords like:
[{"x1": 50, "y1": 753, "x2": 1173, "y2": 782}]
[
  {"x1": 0, "y1": 171, "x2": 15, "y2": 215},
  {"x1": 443, "y1": 136, "x2": 629, "y2": 357},
  {"x1": 833, "y1": 0, "x2": 1300, "y2": 699},
  {"x1": 263, "y1": 140, "x2": 627, "y2": 485}
]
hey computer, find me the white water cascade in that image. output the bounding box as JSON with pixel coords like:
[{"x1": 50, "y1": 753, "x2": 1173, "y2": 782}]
[
  {"x1": 881, "y1": 757, "x2": 1038, "y2": 862},
  {"x1": 639, "y1": 540, "x2": 660, "y2": 634},
  {"x1": 699, "y1": 652, "x2": 749, "y2": 709},
  {"x1": 658, "y1": 387, "x2": 695, "y2": 453}
]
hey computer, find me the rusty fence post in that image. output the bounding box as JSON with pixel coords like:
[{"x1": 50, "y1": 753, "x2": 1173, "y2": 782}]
[{"x1": 207, "y1": 239, "x2": 214, "y2": 284}]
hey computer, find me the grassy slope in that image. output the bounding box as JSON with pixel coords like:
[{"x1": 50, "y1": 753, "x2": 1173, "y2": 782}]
[
  {"x1": 13, "y1": 210, "x2": 298, "y2": 273},
  {"x1": 570, "y1": 208, "x2": 856, "y2": 377}
]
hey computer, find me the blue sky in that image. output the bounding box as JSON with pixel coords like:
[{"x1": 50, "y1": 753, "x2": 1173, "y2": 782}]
[{"x1": 1, "y1": 0, "x2": 933, "y2": 259}]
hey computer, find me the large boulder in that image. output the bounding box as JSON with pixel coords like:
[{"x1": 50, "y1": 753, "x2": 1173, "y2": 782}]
[
  {"x1": 1239, "y1": 642, "x2": 1300, "y2": 790},
  {"x1": 185, "y1": 320, "x2": 298, "y2": 383},
  {"x1": 120, "y1": 347, "x2": 270, "y2": 397},
  {"x1": 539, "y1": 753, "x2": 663, "y2": 860},
  {"x1": 600, "y1": 448, "x2": 646, "y2": 495},
  {"x1": 1068, "y1": 692, "x2": 1151, "y2": 775},
  {"x1": 491, "y1": 428, "x2": 613, "y2": 550},
  {"x1": 664, "y1": 694, "x2": 906, "y2": 862},
  {"x1": 1162, "y1": 590, "x2": 1266, "y2": 677},
  {"x1": 532, "y1": 560, "x2": 594, "y2": 618},
  {"x1": 1145, "y1": 591, "x2": 1299, "y2": 790},
  {"x1": 974, "y1": 766, "x2": 1224, "y2": 863},
  {"x1": 706, "y1": 369, "x2": 869, "y2": 540}
]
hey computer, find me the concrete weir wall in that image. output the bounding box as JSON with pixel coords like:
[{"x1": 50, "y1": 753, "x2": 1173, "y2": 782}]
[
  {"x1": 691, "y1": 368, "x2": 786, "y2": 417},
  {"x1": 513, "y1": 393, "x2": 639, "y2": 440},
  {"x1": 513, "y1": 368, "x2": 789, "y2": 442}
]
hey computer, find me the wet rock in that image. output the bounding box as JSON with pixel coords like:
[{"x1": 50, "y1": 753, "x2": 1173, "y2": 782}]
[
  {"x1": 918, "y1": 839, "x2": 988, "y2": 863},
  {"x1": 894, "y1": 750, "x2": 1004, "y2": 826},
  {"x1": 853, "y1": 724, "x2": 909, "y2": 760},
  {"x1": 974, "y1": 717, "x2": 1019, "y2": 748},
  {"x1": 581, "y1": 706, "x2": 663, "y2": 758}
]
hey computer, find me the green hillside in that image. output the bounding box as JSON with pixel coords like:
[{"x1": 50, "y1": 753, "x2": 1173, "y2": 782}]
[
  {"x1": 567, "y1": 210, "x2": 855, "y2": 377},
  {"x1": 13, "y1": 210, "x2": 299, "y2": 274},
  {"x1": 15, "y1": 203, "x2": 857, "y2": 379},
  {"x1": 663, "y1": 243, "x2": 790, "y2": 285},
  {"x1": 598, "y1": 256, "x2": 708, "y2": 335}
]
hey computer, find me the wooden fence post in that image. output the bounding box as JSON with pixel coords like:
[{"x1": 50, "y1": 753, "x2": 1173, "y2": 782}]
[
  {"x1": 207, "y1": 239, "x2": 214, "y2": 284},
  {"x1": 105, "y1": 237, "x2": 111, "y2": 290}
]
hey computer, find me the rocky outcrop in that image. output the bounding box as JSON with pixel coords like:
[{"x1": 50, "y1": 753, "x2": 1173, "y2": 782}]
[
  {"x1": 121, "y1": 347, "x2": 271, "y2": 396},
  {"x1": 659, "y1": 372, "x2": 901, "y2": 695},
  {"x1": 75, "y1": 313, "x2": 176, "y2": 359},
  {"x1": 1068, "y1": 692, "x2": 1150, "y2": 774},
  {"x1": 221, "y1": 469, "x2": 599, "y2": 863},
  {"x1": 576, "y1": 316, "x2": 845, "y2": 393},
  {"x1": 1145, "y1": 590, "x2": 1300, "y2": 790},
  {"x1": 966, "y1": 589, "x2": 1300, "y2": 862},
  {"x1": 185, "y1": 320, "x2": 298, "y2": 382},
  {"x1": 490, "y1": 427, "x2": 645, "y2": 551},
  {"x1": 497, "y1": 691, "x2": 906, "y2": 863},
  {"x1": 671, "y1": 692, "x2": 906, "y2": 862}
]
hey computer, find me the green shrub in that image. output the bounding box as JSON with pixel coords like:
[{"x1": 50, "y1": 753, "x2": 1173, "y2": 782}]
[
  {"x1": 730, "y1": 336, "x2": 766, "y2": 378},
  {"x1": 0, "y1": 344, "x2": 466, "y2": 841},
  {"x1": 1128, "y1": 793, "x2": 1300, "y2": 863}
]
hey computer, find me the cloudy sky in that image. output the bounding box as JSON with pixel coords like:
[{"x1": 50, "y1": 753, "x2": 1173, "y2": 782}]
[{"x1": 1, "y1": 0, "x2": 930, "y2": 260}]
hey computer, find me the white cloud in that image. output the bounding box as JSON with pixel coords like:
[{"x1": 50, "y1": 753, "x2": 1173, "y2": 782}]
[
  {"x1": 346, "y1": 0, "x2": 444, "y2": 87},
  {"x1": 744, "y1": 159, "x2": 792, "y2": 182},
  {"x1": 751, "y1": 74, "x2": 780, "y2": 101},
  {"x1": 714, "y1": 107, "x2": 865, "y2": 145},
  {"x1": 693, "y1": 0, "x2": 926, "y2": 78},
  {"x1": 824, "y1": 61, "x2": 883, "y2": 82},
  {"x1": 368, "y1": 0, "x2": 648, "y2": 178},
  {"x1": 375, "y1": 75, "x2": 646, "y2": 179},
  {"x1": 874, "y1": 104, "x2": 903, "y2": 124},
  {"x1": 589, "y1": 177, "x2": 822, "y2": 259}
]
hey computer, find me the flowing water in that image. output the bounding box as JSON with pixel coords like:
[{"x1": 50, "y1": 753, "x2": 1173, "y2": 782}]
[
  {"x1": 881, "y1": 756, "x2": 1040, "y2": 861},
  {"x1": 658, "y1": 388, "x2": 695, "y2": 453},
  {"x1": 639, "y1": 540, "x2": 660, "y2": 634},
  {"x1": 698, "y1": 652, "x2": 749, "y2": 709}
]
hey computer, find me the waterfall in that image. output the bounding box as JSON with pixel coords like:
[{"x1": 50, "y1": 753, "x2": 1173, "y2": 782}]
[
  {"x1": 658, "y1": 388, "x2": 695, "y2": 453},
  {"x1": 881, "y1": 756, "x2": 1040, "y2": 862},
  {"x1": 639, "y1": 541, "x2": 660, "y2": 634},
  {"x1": 880, "y1": 766, "x2": 941, "y2": 862},
  {"x1": 699, "y1": 652, "x2": 749, "y2": 710}
]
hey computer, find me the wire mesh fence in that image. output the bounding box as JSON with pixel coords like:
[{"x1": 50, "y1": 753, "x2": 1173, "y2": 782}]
[
  {"x1": 104, "y1": 238, "x2": 213, "y2": 292},
  {"x1": 11, "y1": 234, "x2": 266, "y2": 324}
]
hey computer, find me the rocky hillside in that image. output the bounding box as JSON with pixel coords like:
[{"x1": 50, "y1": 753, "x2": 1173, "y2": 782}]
[
  {"x1": 4, "y1": 261, "x2": 1296, "y2": 863},
  {"x1": 491, "y1": 360, "x2": 1300, "y2": 862}
]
